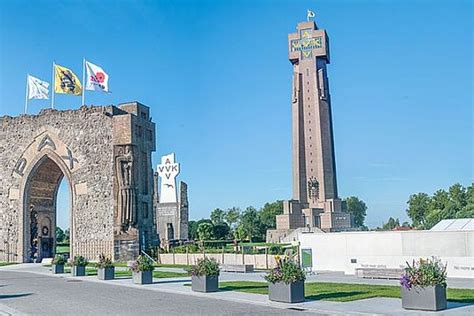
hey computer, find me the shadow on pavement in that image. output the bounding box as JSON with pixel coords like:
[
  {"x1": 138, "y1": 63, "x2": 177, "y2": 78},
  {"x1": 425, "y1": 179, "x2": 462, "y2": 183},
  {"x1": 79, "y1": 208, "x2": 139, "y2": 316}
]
[
  {"x1": 0, "y1": 293, "x2": 32, "y2": 299},
  {"x1": 446, "y1": 301, "x2": 474, "y2": 310},
  {"x1": 153, "y1": 279, "x2": 190, "y2": 285}
]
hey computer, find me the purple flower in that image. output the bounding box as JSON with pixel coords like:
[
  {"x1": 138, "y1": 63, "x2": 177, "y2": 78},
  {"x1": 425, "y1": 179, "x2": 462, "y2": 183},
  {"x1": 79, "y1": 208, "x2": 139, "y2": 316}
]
[{"x1": 400, "y1": 274, "x2": 412, "y2": 289}]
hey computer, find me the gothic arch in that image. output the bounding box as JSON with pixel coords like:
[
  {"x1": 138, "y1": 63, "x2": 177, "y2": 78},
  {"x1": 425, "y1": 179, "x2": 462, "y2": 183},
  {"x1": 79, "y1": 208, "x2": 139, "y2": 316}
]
[{"x1": 19, "y1": 150, "x2": 75, "y2": 262}]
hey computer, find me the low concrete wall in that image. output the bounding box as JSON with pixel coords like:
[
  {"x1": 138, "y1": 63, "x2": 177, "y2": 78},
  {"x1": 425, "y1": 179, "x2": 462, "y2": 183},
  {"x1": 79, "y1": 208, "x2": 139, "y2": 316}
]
[
  {"x1": 159, "y1": 253, "x2": 278, "y2": 269},
  {"x1": 298, "y1": 230, "x2": 474, "y2": 278}
]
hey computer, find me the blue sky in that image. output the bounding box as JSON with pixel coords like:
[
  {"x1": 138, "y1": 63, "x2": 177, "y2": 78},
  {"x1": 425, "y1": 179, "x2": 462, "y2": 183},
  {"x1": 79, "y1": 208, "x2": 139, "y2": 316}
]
[{"x1": 1, "y1": 0, "x2": 472, "y2": 229}]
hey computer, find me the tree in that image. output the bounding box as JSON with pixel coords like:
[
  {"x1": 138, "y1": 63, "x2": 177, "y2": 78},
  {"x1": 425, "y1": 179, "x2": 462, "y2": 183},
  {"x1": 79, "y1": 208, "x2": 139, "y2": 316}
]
[
  {"x1": 213, "y1": 222, "x2": 230, "y2": 240},
  {"x1": 64, "y1": 228, "x2": 70, "y2": 242},
  {"x1": 56, "y1": 227, "x2": 65, "y2": 243},
  {"x1": 259, "y1": 200, "x2": 283, "y2": 229},
  {"x1": 406, "y1": 193, "x2": 431, "y2": 228},
  {"x1": 344, "y1": 196, "x2": 367, "y2": 228},
  {"x1": 197, "y1": 222, "x2": 214, "y2": 241},
  {"x1": 236, "y1": 206, "x2": 264, "y2": 242},
  {"x1": 406, "y1": 183, "x2": 473, "y2": 229},
  {"x1": 382, "y1": 217, "x2": 400, "y2": 230},
  {"x1": 224, "y1": 207, "x2": 240, "y2": 229},
  {"x1": 188, "y1": 220, "x2": 198, "y2": 240},
  {"x1": 210, "y1": 208, "x2": 225, "y2": 225}
]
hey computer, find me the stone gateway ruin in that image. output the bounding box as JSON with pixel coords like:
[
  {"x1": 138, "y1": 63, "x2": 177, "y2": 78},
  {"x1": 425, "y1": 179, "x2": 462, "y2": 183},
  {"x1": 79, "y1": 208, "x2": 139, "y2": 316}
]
[{"x1": 0, "y1": 102, "x2": 158, "y2": 262}]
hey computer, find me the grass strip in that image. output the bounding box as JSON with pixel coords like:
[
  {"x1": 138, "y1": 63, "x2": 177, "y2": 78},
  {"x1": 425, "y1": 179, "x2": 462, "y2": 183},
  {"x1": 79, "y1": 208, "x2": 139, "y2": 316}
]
[{"x1": 218, "y1": 281, "x2": 474, "y2": 303}]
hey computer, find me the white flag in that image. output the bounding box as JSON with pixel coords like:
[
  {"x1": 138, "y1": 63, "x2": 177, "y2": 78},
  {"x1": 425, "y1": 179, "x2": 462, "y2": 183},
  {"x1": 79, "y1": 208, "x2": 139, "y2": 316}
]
[
  {"x1": 85, "y1": 60, "x2": 109, "y2": 92},
  {"x1": 307, "y1": 9, "x2": 316, "y2": 20},
  {"x1": 27, "y1": 75, "x2": 49, "y2": 100}
]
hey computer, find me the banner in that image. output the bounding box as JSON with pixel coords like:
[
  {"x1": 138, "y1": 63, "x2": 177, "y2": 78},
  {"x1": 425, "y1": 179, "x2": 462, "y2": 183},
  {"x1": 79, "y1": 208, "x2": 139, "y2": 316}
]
[
  {"x1": 54, "y1": 64, "x2": 82, "y2": 95},
  {"x1": 85, "y1": 60, "x2": 109, "y2": 92},
  {"x1": 27, "y1": 75, "x2": 49, "y2": 100}
]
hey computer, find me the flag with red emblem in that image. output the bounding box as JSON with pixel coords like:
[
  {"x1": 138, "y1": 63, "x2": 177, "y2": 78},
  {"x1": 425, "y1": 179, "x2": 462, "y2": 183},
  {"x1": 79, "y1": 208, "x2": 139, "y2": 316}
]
[{"x1": 85, "y1": 60, "x2": 109, "y2": 92}]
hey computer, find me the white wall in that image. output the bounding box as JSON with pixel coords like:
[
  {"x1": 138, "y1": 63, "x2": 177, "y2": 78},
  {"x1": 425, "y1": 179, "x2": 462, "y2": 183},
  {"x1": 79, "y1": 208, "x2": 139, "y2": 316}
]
[{"x1": 298, "y1": 230, "x2": 474, "y2": 278}]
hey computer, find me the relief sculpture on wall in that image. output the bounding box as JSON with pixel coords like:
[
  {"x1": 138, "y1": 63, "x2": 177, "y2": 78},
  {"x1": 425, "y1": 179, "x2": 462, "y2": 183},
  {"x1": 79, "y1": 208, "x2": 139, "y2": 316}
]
[{"x1": 115, "y1": 145, "x2": 137, "y2": 233}]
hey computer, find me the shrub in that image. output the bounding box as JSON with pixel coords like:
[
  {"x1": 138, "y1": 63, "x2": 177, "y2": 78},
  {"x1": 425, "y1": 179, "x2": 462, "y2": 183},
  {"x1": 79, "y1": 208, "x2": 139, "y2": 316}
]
[
  {"x1": 187, "y1": 257, "x2": 220, "y2": 277},
  {"x1": 400, "y1": 257, "x2": 447, "y2": 289},
  {"x1": 96, "y1": 254, "x2": 114, "y2": 269},
  {"x1": 268, "y1": 245, "x2": 284, "y2": 255},
  {"x1": 52, "y1": 254, "x2": 66, "y2": 265},
  {"x1": 129, "y1": 255, "x2": 154, "y2": 272},
  {"x1": 71, "y1": 255, "x2": 88, "y2": 267},
  {"x1": 265, "y1": 255, "x2": 305, "y2": 284}
]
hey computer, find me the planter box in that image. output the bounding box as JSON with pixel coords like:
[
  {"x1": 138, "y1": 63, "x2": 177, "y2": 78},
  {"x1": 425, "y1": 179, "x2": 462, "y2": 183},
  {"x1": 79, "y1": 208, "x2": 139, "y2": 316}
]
[
  {"x1": 133, "y1": 270, "x2": 153, "y2": 284},
  {"x1": 71, "y1": 266, "x2": 86, "y2": 277},
  {"x1": 97, "y1": 267, "x2": 115, "y2": 280},
  {"x1": 401, "y1": 285, "x2": 447, "y2": 311},
  {"x1": 52, "y1": 264, "x2": 64, "y2": 274},
  {"x1": 192, "y1": 275, "x2": 219, "y2": 293},
  {"x1": 268, "y1": 281, "x2": 305, "y2": 303}
]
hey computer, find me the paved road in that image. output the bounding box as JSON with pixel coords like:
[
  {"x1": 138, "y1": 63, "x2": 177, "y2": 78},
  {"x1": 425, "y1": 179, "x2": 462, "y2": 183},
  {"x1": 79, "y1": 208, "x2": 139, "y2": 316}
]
[{"x1": 0, "y1": 271, "x2": 311, "y2": 315}]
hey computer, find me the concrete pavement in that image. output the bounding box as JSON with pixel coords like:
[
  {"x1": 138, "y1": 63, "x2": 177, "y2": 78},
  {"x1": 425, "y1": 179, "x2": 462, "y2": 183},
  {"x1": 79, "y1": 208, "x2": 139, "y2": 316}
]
[{"x1": 1, "y1": 264, "x2": 473, "y2": 315}]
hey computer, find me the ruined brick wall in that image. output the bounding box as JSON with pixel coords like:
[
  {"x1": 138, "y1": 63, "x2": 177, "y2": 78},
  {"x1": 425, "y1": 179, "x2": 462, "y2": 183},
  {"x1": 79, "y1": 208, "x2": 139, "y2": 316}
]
[
  {"x1": 0, "y1": 103, "x2": 156, "y2": 262},
  {"x1": 0, "y1": 106, "x2": 116, "y2": 261}
]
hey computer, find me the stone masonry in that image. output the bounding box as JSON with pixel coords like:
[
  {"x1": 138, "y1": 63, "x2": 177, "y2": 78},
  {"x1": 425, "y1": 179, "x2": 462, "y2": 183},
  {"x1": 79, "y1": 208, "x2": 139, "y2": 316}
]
[{"x1": 0, "y1": 102, "x2": 157, "y2": 262}]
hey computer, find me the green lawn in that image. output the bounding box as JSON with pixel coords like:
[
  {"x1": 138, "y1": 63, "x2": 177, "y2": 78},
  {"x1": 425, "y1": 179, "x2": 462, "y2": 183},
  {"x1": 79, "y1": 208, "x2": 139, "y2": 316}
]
[
  {"x1": 55, "y1": 245, "x2": 70, "y2": 254},
  {"x1": 218, "y1": 281, "x2": 474, "y2": 303},
  {"x1": 61, "y1": 266, "x2": 187, "y2": 279},
  {"x1": 0, "y1": 262, "x2": 17, "y2": 267}
]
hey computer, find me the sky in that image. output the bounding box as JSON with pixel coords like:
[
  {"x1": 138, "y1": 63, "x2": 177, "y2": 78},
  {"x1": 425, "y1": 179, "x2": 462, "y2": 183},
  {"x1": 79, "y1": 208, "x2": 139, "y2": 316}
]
[{"x1": 1, "y1": 0, "x2": 472, "y2": 229}]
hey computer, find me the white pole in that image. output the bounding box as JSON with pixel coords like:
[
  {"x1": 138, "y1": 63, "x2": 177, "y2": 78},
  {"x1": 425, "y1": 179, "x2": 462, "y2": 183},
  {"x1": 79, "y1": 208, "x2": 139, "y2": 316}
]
[
  {"x1": 51, "y1": 62, "x2": 55, "y2": 109},
  {"x1": 82, "y1": 58, "x2": 86, "y2": 106},
  {"x1": 24, "y1": 74, "x2": 29, "y2": 114}
]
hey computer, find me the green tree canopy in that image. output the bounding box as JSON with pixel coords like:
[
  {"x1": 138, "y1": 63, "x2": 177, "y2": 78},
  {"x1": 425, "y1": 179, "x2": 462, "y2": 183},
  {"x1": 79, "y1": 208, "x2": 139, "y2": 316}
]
[
  {"x1": 56, "y1": 227, "x2": 65, "y2": 243},
  {"x1": 344, "y1": 196, "x2": 367, "y2": 227},
  {"x1": 224, "y1": 207, "x2": 240, "y2": 229},
  {"x1": 406, "y1": 183, "x2": 473, "y2": 229},
  {"x1": 210, "y1": 208, "x2": 225, "y2": 225},
  {"x1": 213, "y1": 222, "x2": 230, "y2": 240},
  {"x1": 236, "y1": 206, "x2": 264, "y2": 242},
  {"x1": 381, "y1": 217, "x2": 400, "y2": 230},
  {"x1": 406, "y1": 192, "x2": 431, "y2": 227},
  {"x1": 188, "y1": 220, "x2": 198, "y2": 240},
  {"x1": 197, "y1": 222, "x2": 214, "y2": 241},
  {"x1": 259, "y1": 200, "x2": 283, "y2": 229}
]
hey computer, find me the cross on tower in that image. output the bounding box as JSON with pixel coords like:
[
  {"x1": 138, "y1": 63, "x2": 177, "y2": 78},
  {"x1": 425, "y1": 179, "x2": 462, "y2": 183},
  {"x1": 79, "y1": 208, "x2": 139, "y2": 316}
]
[{"x1": 290, "y1": 29, "x2": 322, "y2": 60}]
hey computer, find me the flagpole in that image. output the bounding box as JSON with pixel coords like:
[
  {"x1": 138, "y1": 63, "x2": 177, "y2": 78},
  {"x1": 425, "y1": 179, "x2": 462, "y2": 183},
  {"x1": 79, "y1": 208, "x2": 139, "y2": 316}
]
[
  {"x1": 24, "y1": 74, "x2": 29, "y2": 114},
  {"x1": 82, "y1": 58, "x2": 86, "y2": 106},
  {"x1": 51, "y1": 62, "x2": 55, "y2": 109}
]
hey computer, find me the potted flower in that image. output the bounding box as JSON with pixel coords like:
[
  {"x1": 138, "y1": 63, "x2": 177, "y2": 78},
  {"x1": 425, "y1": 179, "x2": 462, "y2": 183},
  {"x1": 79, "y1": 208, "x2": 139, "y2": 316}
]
[
  {"x1": 96, "y1": 254, "x2": 115, "y2": 280},
  {"x1": 51, "y1": 254, "x2": 66, "y2": 274},
  {"x1": 265, "y1": 255, "x2": 305, "y2": 303},
  {"x1": 188, "y1": 257, "x2": 220, "y2": 292},
  {"x1": 400, "y1": 257, "x2": 447, "y2": 311},
  {"x1": 129, "y1": 255, "x2": 154, "y2": 284},
  {"x1": 70, "y1": 255, "x2": 88, "y2": 277}
]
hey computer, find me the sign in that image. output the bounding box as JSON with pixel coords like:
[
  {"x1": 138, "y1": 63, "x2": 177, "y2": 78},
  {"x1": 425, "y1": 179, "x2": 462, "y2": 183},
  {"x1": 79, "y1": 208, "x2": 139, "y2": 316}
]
[{"x1": 157, "y1": 153, "x2": 180, "y2": 203}]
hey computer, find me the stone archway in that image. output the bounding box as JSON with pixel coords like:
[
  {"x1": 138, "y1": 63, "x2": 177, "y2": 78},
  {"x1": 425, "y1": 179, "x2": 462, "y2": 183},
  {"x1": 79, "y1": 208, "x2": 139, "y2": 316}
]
[
  {"x1": 1, "y1": 103, "x2": 158, "y2": 263},
  {"x1": 21, "y1": 151, "x2": 74, "y2": 262}
]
